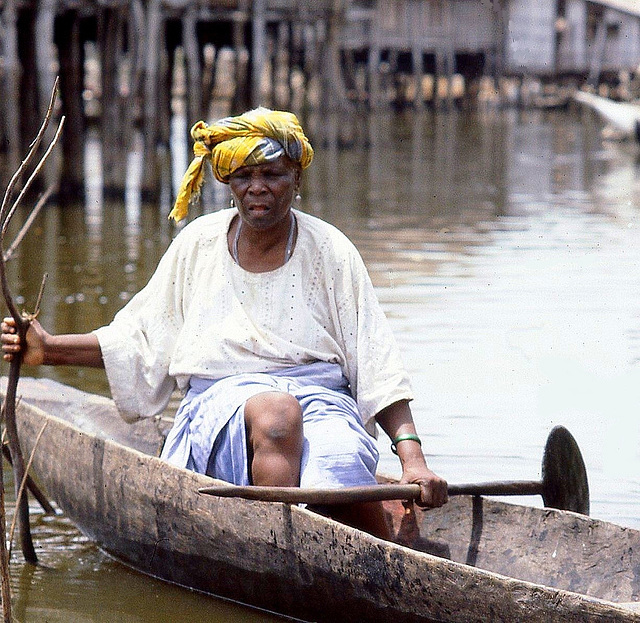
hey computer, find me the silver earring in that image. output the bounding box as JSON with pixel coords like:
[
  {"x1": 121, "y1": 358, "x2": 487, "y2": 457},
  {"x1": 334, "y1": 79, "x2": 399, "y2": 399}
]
[
  {"x1": 230, "y1": 197, "x2": 236, "y2": 209},
  {"x1": 295, "y1": 192, "x2": 301, "y2": 201}
]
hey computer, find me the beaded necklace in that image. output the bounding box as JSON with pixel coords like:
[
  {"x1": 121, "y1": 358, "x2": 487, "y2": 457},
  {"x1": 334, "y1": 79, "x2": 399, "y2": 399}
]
[{"x1": 232, "y1": 210, "x2": 296, "y2": 266}]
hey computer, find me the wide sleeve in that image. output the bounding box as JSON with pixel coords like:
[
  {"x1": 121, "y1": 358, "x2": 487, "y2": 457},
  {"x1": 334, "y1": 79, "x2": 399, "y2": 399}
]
[
  {"x1": 93, "y1": 231, "x2": 191, "y2": 422},
  {"x1": 334, "y1": 243, "x2": 414, "y2": 427}
]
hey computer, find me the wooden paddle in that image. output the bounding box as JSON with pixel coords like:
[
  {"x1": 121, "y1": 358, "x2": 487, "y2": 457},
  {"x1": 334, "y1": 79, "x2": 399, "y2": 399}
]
[{"x1": 198, "y1": 425, "x2": 590, "y2": 515}]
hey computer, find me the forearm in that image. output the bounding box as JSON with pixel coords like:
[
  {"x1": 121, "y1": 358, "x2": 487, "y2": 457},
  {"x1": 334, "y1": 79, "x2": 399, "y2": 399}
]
[
  {"x1": 375, "y1": 400, "x2": 428, "y2": 469},
  {"x1": 43, "y1": 333, "x2": 104, "y2": 368}
]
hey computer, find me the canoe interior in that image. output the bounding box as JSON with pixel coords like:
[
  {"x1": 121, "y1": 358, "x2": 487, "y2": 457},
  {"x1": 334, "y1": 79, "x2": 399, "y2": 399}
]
[
  {"x1": 5, "y1": 377, "x2": 640, "y2": 621},
  {"x1": 382, "y1": 489, "x2": 640, "y2": 604}
]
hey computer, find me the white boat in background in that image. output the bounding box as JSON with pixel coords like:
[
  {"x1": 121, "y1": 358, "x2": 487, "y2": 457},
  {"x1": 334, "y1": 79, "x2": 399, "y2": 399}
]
[{"x1": 574, "y1": 90, "x2": 640, "y2": 141}]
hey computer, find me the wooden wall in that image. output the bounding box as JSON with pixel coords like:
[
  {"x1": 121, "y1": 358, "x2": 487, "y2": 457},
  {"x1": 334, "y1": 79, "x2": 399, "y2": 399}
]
[{"x1": 504, "y1": 0, "x2": 557, "y2": 74}]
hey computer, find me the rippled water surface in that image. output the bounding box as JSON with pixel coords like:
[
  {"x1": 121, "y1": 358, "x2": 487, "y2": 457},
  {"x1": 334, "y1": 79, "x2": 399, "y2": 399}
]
[{"x1": 3, "y1": 106, "x2": 640, "y2": 620}]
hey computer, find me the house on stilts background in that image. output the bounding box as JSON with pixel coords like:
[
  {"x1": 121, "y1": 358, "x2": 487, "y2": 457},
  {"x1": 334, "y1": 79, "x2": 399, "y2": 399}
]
[{"x1": 1, "y1": 0, "x2": 639, "y2": 198}]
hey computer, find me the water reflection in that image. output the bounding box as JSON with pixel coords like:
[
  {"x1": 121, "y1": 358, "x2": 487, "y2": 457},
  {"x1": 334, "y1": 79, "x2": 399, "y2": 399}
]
[
  {"x1": 2, "y1": 106, "x2": 640, "y2": 620},
  {"x1": 11, "y1": 515, "x2": 287, "y2": 623}
]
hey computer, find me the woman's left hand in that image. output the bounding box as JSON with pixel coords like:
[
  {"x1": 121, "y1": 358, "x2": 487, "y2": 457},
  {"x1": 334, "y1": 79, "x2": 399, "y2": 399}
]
[
  {"x1": 400, "y1": 464, "x2": 449, "y2": 508},
  {"x1": 375, "y1": 400, "x2": 449, "y2": 508}
]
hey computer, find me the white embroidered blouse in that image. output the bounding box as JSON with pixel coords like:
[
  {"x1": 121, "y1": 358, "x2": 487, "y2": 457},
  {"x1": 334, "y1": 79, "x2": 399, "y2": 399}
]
[{"x1": 94, "y1": 209, "x2": 413, "y2": 426}]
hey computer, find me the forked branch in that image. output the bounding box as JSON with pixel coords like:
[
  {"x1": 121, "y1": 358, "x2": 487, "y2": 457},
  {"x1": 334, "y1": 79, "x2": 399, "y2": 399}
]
[{"x1": 0, "y1": 76, "x2": 63, "y2": 588}]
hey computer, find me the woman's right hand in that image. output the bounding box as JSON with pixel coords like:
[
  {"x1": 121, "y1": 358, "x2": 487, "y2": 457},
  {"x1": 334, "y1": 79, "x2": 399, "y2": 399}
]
[{"x1": 1, "y1": 317, "x2": 47, "y2": 366}]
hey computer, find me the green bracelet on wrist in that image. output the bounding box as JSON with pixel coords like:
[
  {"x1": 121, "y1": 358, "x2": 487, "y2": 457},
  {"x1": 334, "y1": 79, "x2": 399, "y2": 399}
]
[{"x1": 391, "y1": 434, "x2": 422, "y2": 455}]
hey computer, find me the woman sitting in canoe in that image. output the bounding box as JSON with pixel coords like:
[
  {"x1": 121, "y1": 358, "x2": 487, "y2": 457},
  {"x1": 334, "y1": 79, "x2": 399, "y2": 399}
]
[{"x1": 1, "y1": 108, "x2": 448, "y2": 539}]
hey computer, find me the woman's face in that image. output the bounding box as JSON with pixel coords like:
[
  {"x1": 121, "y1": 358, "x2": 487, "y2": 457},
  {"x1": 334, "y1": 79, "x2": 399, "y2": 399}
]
[{"x1": 228, "y1": 157, "x2": 300, "y2": 231}]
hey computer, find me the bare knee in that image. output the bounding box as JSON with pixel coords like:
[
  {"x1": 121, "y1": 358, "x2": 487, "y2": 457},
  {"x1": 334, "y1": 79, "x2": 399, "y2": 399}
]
[
  {"x1": 244, "y1": 392, "x2": 303, "y2": 486},
  {"x1": 245, "y1": 392, "x2": 303, "y2": 449}
]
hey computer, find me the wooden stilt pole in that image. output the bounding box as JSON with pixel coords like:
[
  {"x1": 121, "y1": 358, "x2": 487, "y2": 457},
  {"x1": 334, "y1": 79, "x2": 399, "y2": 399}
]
[
  {"x1": 34, "y1": 0, "x2": 58, "y2": 189},
  {"x1": 232, "y1": 1, "x2": 250, "y2": 112},
  {"x1": 57, "y1": 9, "x2": 86, "y2": 200},
  {"x1": 158, "y1": 34, "x2": 172, "y2": 160},
  {"x1": 126, "y1": 0, "x2": 146, "y2": 132},
  {"x1": 2, "y1": 0, "x2": 21, "y2": 174},
  {"x1": 322, "y1": 0, "x2": 351, "y2": 112},
  {"x1": 201, "y1": 44, "x2": 218, "y2": 119},
  {"x1": 412, "y1": 46, "x2": 423, "y2": 109},
  {"x1": 17, "y1": 9, "x2": 40, "y2": 159},
  {"x1": 367, "y1": 8, "x2": 381, "y2": 109},
  {"x1": 251, "y1": 0, "x2": 267, "y2": 107},
  {"x1": 142, "y1": 0, "x2": 163, "y2": 201},
  {"x1": 100, "y1": 6, "x2": 127, "y2": 196},
  {"x1": 302, "y1": 22, "x2": 319, "y2": 111},
  {"x1": 182, "y1": 5, "x2": 201, "y2": 125},
  {"x1": 588, "y1": 14, "x2": 607, "y2": 87},
  {"x1": 274, "y1": 21, "x2": 290, "y2": 110}
]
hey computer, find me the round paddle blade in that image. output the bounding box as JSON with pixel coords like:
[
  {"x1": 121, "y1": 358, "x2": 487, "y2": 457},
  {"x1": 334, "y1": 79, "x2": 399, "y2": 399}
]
[{"x1": 541, "y1": 425, "x2": 590, "y2": 515}]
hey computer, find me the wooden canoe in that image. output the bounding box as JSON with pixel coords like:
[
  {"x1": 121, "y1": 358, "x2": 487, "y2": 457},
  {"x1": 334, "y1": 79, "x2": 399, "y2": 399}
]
[{"x1": 5, "y1": 376, "x2": 640, "y2": 623}]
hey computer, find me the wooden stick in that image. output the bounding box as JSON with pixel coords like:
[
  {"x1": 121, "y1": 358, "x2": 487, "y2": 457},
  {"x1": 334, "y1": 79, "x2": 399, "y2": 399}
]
[
  {"x1": 0, "y1": 77, "x2": 60, "y2": 227},
  {"x1": 8, "y1": 422, "x2": 49, "y2": 555},
  {"x1": 0, "y1": 77, "x2": 61, "y2": 567},
  {"x1": 1, "y1": 118, "x2": 64, "y2": 239},
  {"x1": 4, "y1": 187, "x2": 54, "y2": 261},
  {"x1": 0, "y1": 413, "x2": 10, "y2": 623},
  {"x1": 2, "y1": 444, "x2": 55, "y2": 515},
  {"x1": 198, "y1": 480, "x2": 544, "y2": 506}
]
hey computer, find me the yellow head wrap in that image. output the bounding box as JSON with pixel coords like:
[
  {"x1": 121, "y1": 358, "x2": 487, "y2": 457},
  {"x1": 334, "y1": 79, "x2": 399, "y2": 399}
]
[{"x1": 169, "y1": 107, "x2": 314, "y2": 222}]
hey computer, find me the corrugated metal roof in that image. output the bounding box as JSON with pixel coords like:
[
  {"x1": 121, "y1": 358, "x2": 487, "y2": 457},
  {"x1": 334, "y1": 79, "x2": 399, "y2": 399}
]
[{"x1": 593, "y1": 0, "x2": 640, "y2": 18}]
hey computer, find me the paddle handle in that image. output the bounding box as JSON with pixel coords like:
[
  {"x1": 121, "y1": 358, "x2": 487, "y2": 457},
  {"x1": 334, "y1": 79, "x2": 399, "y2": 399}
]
[
  {"x1": 449, "y1": 480, "x2": 543, "y2": 498},
  {"x1": 198, "y1": 425, "x2": 589, "y2": 513},
  {"x1": 198, "y1": 480, "x2": 544, "y2": 505}
]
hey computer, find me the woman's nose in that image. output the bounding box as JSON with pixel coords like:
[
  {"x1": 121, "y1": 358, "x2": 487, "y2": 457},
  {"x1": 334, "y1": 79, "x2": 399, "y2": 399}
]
[{"x1": 247, "y1": 175, "x2": 267, "y2": 193}]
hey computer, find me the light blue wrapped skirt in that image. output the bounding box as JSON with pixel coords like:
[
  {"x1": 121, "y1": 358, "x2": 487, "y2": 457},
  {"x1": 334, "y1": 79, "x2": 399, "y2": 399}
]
[{"x1": 160, "y1": 362, "x2": 379, "y2": 488}]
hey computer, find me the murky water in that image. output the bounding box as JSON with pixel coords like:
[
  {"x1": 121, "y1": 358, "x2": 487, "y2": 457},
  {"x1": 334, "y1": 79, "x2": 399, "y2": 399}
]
[{"x1": 2, "y1": 105, "x2": 640, "y2": 620}]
